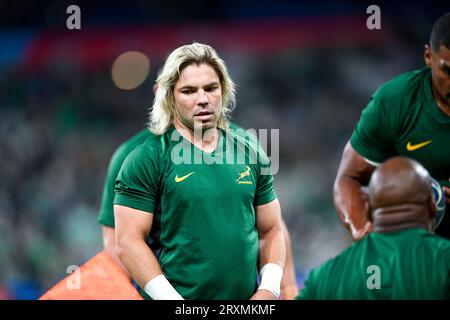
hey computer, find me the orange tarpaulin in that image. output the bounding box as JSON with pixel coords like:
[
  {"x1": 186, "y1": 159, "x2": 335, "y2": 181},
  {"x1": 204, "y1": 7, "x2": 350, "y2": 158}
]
[{"x1": 39, "y1": 251, "x2": 143, "y2": 300}]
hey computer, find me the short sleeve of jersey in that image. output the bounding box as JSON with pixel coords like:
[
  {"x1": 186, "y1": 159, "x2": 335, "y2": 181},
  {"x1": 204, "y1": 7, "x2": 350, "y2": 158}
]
[
  {"x1": 113, "y1": 145, "x2": 161, "y2": 213},
  {"x1": 98, "y1": 145, "x2": 128, "y2": 227},
  {"x1": 350, "y1": 93, "x2": 397, "y2": 164},
  {"x1": 254, "y1": 147, "x2": 277, "y2": 207}
]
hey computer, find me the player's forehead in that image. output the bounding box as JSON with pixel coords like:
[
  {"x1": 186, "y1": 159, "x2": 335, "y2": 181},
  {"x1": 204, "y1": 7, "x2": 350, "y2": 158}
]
[{"x1": 176, "y1": 63, "x2": 220, "y2": 88}]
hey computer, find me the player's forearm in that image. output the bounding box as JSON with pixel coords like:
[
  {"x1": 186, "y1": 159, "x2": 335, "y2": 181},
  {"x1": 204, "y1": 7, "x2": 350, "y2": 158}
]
[
  {"x1": 102, "y1": 226, "x2": 131, "y2": 279},
  {"x1": 333, "y1": 174, "x2": 370, "y2": 237},
  {"x1": 259, "y1": 225, "x2": 286, "y2": 268},
  {"x1": 115, "y1": 236, "x2": 163, "y2": 289},
  {"x1": 255, "y1": 225, "x2": 286, "y2": 299},
  {"x1": 117, "y1": 238, "x2": 184, "y2": 300},
  {"x1": 105, "y1": 243, "x2": 132, "y2": 279}
]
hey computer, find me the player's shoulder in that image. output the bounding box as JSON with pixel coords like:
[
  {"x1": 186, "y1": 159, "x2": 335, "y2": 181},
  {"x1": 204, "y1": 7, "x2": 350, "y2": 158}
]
[
  {"x1": 422, "y1": 232, "x2": 450, "y2": 253},
  {"x1": 134, "y1": 132, "x2": 166, "y2": 152},
  {"x1": 373, "y1": 67, "x2": 430, "y2": 102},
  {"x1": 113, "y1": 128, "x2": 151, "y2": 155},
  {"x1": 108, "y1": 129, "x2": 150, "y2": 166},
  {"x1": 321, "y1": 236, "x2": 370, "y2": 273},
  {"x1": 226, "y1": 122, "x2": 261, "y2": 149},
  {"x1": 123, "y1": 129, "x2": 169, "y2": 162},
  {"x1": 308, "y1": 243, "x2": 353, "y2": 280},
  {"x1": 302, "y1": 253, "x2": 342, "y2": 296},
  {"x1": 226, "y1": 122, "x2": 270, "y2": 164},
  {"x1": 415, "y1": 231, "x2": 450, "y2": 267}
]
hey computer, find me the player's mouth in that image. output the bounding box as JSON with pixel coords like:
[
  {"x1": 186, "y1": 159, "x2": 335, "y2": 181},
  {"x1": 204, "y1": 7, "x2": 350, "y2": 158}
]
[{"x1": 194, "y1": 111, "x2": 214, "y2": 121}]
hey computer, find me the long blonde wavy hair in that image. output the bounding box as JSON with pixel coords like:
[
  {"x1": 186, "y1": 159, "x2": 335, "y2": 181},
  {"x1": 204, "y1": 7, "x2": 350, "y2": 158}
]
[{"x1": 148, "y1": 42, "x2": 236, "y2": 135}]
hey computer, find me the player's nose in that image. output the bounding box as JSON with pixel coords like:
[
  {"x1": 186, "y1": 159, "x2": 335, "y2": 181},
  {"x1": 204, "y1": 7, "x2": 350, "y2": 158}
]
[{"x1": 196, "y1": 89, "x2": 209, "y2": 106}]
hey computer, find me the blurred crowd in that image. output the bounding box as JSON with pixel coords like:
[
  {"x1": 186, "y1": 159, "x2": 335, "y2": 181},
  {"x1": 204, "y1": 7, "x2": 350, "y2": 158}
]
[{"x1": 0, "y1": 1, "x2": 442, "y2": 299}]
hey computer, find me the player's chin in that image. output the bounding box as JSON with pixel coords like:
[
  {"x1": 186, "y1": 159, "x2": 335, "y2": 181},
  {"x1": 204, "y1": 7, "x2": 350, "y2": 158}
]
[{"x1": 193, "y1": 119, "x2": 217, "y2": 131}]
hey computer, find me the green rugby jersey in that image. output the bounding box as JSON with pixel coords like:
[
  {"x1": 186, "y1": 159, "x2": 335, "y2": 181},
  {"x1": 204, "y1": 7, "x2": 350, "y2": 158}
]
[
  {"x1": 98, "y1": 123, "x2": 256, "y2": 227},
  {"x1": 114, "y1": 125, "x2": 277, "y2": 300},
  {"x1": 98, "y1": 129, "x2": 151, "y2": 227},
  {"x1": 296, "y1": 229, "x2": 450, "y2": 300},
  {"x1": 350, "y1": 67, "x2": 450, "y2": 237}
]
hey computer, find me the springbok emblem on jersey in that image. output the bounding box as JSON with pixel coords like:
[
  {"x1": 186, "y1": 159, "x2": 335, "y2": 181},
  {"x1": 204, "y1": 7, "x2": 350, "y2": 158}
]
[{"x1": 236, "y1": 166, "x2": 252, "y2": 184}]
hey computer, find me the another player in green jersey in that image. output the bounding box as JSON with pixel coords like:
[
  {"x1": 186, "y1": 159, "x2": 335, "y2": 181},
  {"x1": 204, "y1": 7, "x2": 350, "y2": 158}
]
[
  {"x1": 298, "y1": 157, "x2": 450, "y2": 300},
  {"x1": 113, "y1": 43, "x2": 286, "y2": 300},
  {"x1": 98, "y1": 126, "x2": 299, "y2": 299},
  {"x1": 334, "y1": 13, "x2": 450, "y2": 241}
]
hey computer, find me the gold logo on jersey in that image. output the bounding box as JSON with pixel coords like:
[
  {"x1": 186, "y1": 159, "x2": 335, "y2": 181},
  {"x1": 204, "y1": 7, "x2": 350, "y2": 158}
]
[
  {"x1": 175, "y1": 172, "x2": 195, "y2": 183},
  {"x1": 236, "y1": 166, "x2": 252, "y2": 184},
  {"x1": 406, "y1": 140, "x2": 432, "y2": 151}
]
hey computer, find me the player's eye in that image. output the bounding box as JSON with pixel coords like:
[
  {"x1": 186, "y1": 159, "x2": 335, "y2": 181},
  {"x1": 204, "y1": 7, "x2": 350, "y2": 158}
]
[
  {"x1": 441, "y1": 65, "x2": 450, "y2": 77},
  {"x1": 205, "y1": 86, "x2": 218, "y2": 92},
  {"x1": 181, "y1": 89, "x2": 195, "y2": 94}
]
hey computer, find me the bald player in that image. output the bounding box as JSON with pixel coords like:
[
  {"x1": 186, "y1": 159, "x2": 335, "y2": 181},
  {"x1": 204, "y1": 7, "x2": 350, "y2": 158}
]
[{"x1": 297, "y1": 157, "x2": 450, "y2": 299}]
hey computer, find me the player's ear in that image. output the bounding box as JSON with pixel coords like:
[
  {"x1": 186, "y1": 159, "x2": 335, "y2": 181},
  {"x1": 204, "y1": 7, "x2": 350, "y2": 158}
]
[{"x1": 424, "y1": 44, "x2": 432, "y2": 67}]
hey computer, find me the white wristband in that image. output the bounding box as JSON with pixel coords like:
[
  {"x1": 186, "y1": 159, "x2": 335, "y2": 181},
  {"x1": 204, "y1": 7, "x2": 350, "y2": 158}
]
[
  {"x1": 143, "y1": 275, "x2": 184, "y2": 300},
  {"x1": 258, "y1": 263, "x2": 283, "y2": 299}
]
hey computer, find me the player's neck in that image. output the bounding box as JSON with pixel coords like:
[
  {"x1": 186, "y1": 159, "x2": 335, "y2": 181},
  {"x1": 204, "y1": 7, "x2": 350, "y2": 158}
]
[
  {"x1": 371, "y1": 205, "x2": 431, "y2": 233},
  {"x1": 431, "y1": 81, "x2": 450, "y2": 116},
  {"x1": 174, "y1": 120, "x2": 219, "y2": 153}
]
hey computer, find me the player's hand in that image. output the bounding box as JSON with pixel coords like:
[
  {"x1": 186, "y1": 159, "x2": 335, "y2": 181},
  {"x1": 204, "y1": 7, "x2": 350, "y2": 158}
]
[
  {"x1": 250, "y1": 289, "x2": 277, "y2": 300},
  {"x1": 351, "y1": 220, "x2": 373, "y2": 241},
  {"x1": 280, "y1": 284, "x2": 299, "y2": 300},
  {"x1": 350, "y1": 187, "x2": 373, "y2": 241},
  {"x1": 443, "y1": 182, "x2": 450, "y2": 204}
]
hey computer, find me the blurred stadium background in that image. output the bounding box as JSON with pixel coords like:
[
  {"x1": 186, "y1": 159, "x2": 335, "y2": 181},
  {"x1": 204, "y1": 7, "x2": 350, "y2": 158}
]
[{"x1": 0, "y1": 0, "x2": 448, "y2": 299}]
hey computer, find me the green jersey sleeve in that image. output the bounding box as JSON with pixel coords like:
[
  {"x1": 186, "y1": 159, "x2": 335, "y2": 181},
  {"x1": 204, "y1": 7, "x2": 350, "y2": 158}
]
[
  {"x1": 98, "y1": 145, "x2": 129, "y2": 227},
  {"x1": 350, "y1": 91, "x2": 398, "y2": 164},
  {"x1": 254, "y1": 147, "x2": 277, "y2": 207},
  {"x1": 114, "y1": 145, "x2": 161, "y2": 213}
]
